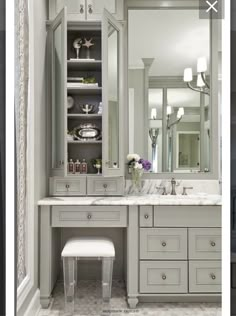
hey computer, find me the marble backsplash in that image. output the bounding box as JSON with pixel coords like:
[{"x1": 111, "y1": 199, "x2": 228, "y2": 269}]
[{"x1": 125, "y1": 179, "x2": 221, "y2": 195}]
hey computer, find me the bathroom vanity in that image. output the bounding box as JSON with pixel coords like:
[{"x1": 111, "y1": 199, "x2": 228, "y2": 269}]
[
  {"x1": 37, "y1": 0, "x2": 222, "y2": 312},
  {"x1": 38, "y1": 195, "x2": 221, "y2": 308}
]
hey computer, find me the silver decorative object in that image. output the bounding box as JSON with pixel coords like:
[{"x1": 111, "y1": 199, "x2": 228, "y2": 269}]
[
  {"x1": 74, "y1": 123, "x2": 101, "y2": 141},
  {"x1": 80, "y1": 104, "x2": 95, "y2": 114},
  {"x1": 67, "y1": 96, "x2": 74, "y2": 109},
  {"x1": 82, "y1": 38, "x2": 94, "y2": 59},
  {"x1": 73, "y1": 38, "x2": 83, "y2": 59},
  {"x1": 149, "y1": 128, "x2": 159, "y2": 173}
]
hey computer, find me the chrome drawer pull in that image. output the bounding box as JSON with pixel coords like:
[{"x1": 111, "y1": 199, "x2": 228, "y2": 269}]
[
  {"x1": 162, "y1": 241, "x2": 167, "y2": 247},
  {"x1": 87, "y1": 214, "x2": 92, "y2": 220},
  {"x1": 210, "y1": 241, "x2": 216, "y2": 247},
  {"x1": 65, "y1": 184, "x2": 70, "y2": 191},
  {"x1": 88, "y1": 4, "x2": 93, "y2": 14},
  {"x1": 210, "y1": 273, "x2": 216, "y2": 280},
  {"x1": 103, "y1": 184, "x2": 108, "y2": 189},
  {"x1": 144, "y1": 214, "x2": 149, "y2": 219},
  {"x1": 162, "y1": 274, "x2": 167, "y2": 280},
  {"x1": 80, "y1": 4, "x2": 84, "y2": 13}
]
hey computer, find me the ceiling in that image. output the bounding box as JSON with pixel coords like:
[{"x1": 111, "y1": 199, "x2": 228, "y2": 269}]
[{"x1": 128, "y1": 10, "x2": 210, "y2": 76}]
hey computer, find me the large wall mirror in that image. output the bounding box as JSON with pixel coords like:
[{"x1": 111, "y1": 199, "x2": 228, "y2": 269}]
[{"x1": 128, "y1": 9, "x2": 212, "y2": 174}]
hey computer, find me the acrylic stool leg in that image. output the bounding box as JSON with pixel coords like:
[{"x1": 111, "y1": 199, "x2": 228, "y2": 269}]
[
  {"x1": 102, "y1": 257, "x2": 113, "y2": 302},
  {"x1": 63, "y1": 257, "x2": 76, "y2": 314}
]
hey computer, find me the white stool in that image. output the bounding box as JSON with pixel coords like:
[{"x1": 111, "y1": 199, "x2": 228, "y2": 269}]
[{"x1": 61, "y1": 237, "x2": 115, "y2": 313}]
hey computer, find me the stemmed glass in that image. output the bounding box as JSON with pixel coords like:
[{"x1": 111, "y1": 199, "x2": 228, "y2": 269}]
[{"x1": 94, "y1": 163, "x2": 101, "y2": 175}]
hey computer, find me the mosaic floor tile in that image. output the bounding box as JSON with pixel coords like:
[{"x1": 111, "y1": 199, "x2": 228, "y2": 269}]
[{"x1": 38, "y1": 280, "x2": 221, "y2": 316}]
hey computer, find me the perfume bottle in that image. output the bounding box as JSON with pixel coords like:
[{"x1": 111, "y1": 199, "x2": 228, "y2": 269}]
[
  {"x1": 68, "y1": 159, "x2": 74, "y2": 173},
  {"x1": 80, "y1": 159, "x2": 88, "y2": 174},
  {"x1": 75, "y1": 159, "x2": 81, "y2": 174}
]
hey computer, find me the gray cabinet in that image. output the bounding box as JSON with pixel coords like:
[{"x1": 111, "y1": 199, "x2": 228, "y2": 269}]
[
  {"x1": 140, "y1": 261, "x2": 188, "y2": 294},
  {"x1": 189, "y1": 261, "x2": 221, "y2": 293},
  {"x1": 49, "y1": 0, "x2": 124, "y2": 21},
  {"x1": 49, "y1": 7, "x2": 124, "y2": 194},
  {"x1": 188, "y1": 228, "x2": 221, "y2": 260},
  {"x1": 134, "y1": 206, "x2": 221, "y2": 305},
  {"x1": 50, "y1": 8, "x2": 67, "y2": 176},
  {"x1": 140, "y1": 228, "x2": 187, "y2": 260},
  {"x1": 51, "y1": 205, "x2": 127, "y2": 227},
  {"x1": 49, "y1": 176, "x2": 87, "y2": 195},
  {"x1": 87, "y1": 176, "x2": 124, "y2": 195}
]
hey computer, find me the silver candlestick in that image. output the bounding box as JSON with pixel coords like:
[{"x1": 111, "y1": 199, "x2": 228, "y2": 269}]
[{"x1": 73, "y1": 38, "x2": 83, "y2": 59}]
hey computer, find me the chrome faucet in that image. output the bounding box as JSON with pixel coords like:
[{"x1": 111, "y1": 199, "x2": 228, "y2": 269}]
[{"x1": 170, "y1": 178, "x2": 177, "y2": 195}]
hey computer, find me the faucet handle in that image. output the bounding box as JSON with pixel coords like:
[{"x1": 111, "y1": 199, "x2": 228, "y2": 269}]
[
  {"x1": 182, "y1": 186, "x2": 193, "y2": 195},
  {"x1": 169, "y1": 178, "x2": 180, "y2": 186},
  {"x1": 156, "y1": 186, "x2": 167, "y2": 195}
]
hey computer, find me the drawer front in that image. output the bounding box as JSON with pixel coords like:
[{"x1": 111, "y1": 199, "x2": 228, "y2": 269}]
[
  {"x1": 189, "y1": 261, "x2": 221, "y2": 293},
  {"x1": 87, "y1": 176, "x2": 124, "y2": 196},
  {"x1": 189, "y1": 228, "x2": 221, "y2": 260},
  {"x1": 140, "y1": 261, "x2": 188, "y2": 293},
  {"x1": 140, "y1": 228, "x2": 187, "y2": 260},
  {"x1": 154, "y1": 206, "x2": 221, "y2": 227},
  {"x1": 50, "y1": 177, "x2": 86, "y2": 196},
  {"x1": 139, "y1": 206, "x2": 153, "y2": 227},
  {"x1": 52, "y1": 206, "x2": 127, "y2": 227}
]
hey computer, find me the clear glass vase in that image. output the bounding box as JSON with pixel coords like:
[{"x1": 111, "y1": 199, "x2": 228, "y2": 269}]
[{"x1": 131, "y1": 168, "x2": 143, "y2": 194}]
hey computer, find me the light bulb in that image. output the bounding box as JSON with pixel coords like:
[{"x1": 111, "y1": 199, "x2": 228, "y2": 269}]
[
  {"x1": 177, "y1": 110, "x2": 181, "y2": 119},
  {"x1": 178, "y1": 107, "x2": 184, "y2": 116},
  {"x1": 167, "y1": 105, "x2": 172, "y2": 115},
  {"x1": 197, "y1": 73, "x2": 205, "y2": 87},
  {"x1": 197, "y1": 57, "x2": 207, "y2": 73},
  {"x1": 151, "y1": 108, "x2": 157, "y2": 119},
  {"x1": 183, "y1": 68, "x2": 193, "y2": 82}
]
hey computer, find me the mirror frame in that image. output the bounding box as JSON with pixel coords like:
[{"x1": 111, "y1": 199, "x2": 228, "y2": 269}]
[{"x1": 124, "y1": 0, "x2": 220, "y2": 180}]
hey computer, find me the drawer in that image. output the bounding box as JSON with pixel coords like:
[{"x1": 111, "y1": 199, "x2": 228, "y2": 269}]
[
  {"x1": 49, "y1": 177, "x2": 86, "y2": 196},
  {"x1": 188, "y1": 228, "x2": 221, "y2": 260},
  {"x1": 140, "y1": 228, "x2": 187, "y2": 260},
  {"x1": 87, "y1": 176, "x2": 124, "y2": 196},
  {"x1": 140, "y1": 261, "x2": 188, "y2": 293},
  {"x1": 154, "y1": 206, "x2": 221, "y2": 227},
  {"x1": 139, "y1": 206, "x2": 153, "y2": 227},
  {"x1": 52, "y1": 206, "x2": 127, "y2": 227},
  {"x1": 189, "y1": 261, "x2": 221, "y2": 293}
]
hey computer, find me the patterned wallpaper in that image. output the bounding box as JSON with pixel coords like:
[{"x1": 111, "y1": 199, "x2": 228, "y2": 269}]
[{"x1": 15, "y1": 0, "x2": 28, "y2": 287}]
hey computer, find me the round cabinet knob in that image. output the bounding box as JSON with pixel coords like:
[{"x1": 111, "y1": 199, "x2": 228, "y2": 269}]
[
  {"x1": 210, "y1": 241, "x2": 216, "y2": 247},
  {"x1": 144, "y1": 214, "x2": 149, "y2": 219},
  {"x1": 65, "y1": 184, "x2": 70, "y2": 189},
  {"x1": 87, "y1": 214, "x2": 92, "y2": 220},
  {"x1": 210, "y1": 273, "x2": 216, "y2": 280},
  {"x1": 80, "y1": 4, "x2": 84, "y2": 13},
  {"x1": 88, "y1": 4, "x2": 93, "y2": 14},
  {"x1": 162, "y1": 242, "x2": 167, "y2": 247},
  {"x1": 162, "y1": 274, "x2": 167, "y2": 280},
  {"x1": 103, "y1": 184, "x2": 108, "y2": 189}
]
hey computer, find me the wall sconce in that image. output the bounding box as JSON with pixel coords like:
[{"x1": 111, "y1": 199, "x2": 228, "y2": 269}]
[
  {"x1": 183, "y1": 57, "x2": 210, "y2": 95},
  {"x1": 167, "y1": 105, "x2": 184, "y2": 129}
]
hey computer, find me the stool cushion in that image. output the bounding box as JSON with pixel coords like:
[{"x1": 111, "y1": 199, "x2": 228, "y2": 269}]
[{"x1": 61, "y1": 237, "x2": 115, "y2": 258}]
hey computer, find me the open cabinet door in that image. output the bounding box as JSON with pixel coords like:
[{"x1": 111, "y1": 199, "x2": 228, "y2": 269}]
[
  {"x1": 102, "y1": 9, "x2": 124, "y2": 177},
  {"x1": 50, "y1": 7, "x2": 67, "y2": 176}
]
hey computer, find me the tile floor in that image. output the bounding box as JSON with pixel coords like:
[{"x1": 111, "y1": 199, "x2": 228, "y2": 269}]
[{"x1": 38, "y1": 280, "x2": 221, "y2": 316}]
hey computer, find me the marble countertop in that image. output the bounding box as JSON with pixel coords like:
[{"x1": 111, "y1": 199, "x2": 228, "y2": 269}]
[{"x1": 38, "y1": 194, "x2": 222, "y2": 206}]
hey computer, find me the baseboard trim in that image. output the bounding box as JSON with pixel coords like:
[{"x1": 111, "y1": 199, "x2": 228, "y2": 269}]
[
  {"x1": 24, "y1": 289, "x2": 40, "y2": 316},
  {"x1": 139, "y1": 294, "x2": 221, "y2": 303}
]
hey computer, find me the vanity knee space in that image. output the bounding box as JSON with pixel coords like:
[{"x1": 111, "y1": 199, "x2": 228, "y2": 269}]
[{"x1": 138, "y1": 206, "x2": 221, "y2": 295}]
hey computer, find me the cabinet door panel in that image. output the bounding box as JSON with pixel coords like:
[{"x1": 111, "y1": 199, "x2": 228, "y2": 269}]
[
  {"x1": 49, "y1": 0, "x2": 86, "y2": 21},
  {"x1": 102, "y1": 9, "x2": 124, "y2": 176},
  {"x1": 87, "y1": 0, "x2": 116, "y2": 20},
  {"x1": 51, "y1": 8, "x2": 67, "y2": 176}
]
